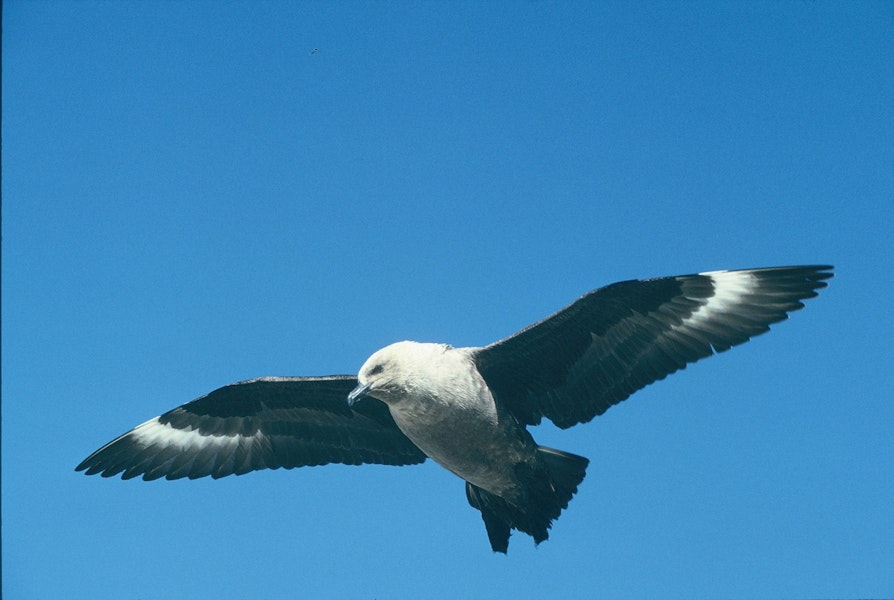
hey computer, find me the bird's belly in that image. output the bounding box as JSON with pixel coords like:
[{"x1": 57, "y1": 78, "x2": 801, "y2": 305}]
[{"x1": 389, "y1": 402, "x2": 529, "y2": 499}]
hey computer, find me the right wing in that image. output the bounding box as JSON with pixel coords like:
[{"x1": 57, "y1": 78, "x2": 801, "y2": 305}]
[{"x1": 75, "y1": 375, "x2": 427, "y2": 481}]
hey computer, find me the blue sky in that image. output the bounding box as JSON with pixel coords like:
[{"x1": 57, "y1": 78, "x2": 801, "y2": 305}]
[{"x1": 3, "y1": 2, "x2": 892, "y2": 598}]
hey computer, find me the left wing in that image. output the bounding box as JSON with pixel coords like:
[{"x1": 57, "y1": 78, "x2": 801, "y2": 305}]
[
  {"x1": 475, "y1": 265, "x2": 832, "y2": 429},
  {"x1": 76, "y1": 375, "x2": 427, "y2": 481}
]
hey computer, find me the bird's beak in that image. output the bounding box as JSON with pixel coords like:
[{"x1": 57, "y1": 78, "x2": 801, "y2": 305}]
[{"x1": 347, "y1": 382, "x2": 372, "y2": 407}]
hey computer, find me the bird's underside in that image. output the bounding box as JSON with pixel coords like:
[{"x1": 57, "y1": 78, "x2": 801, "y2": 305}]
[{"x1": 77, "y1": 265, "x2": 833, "y2": 552}]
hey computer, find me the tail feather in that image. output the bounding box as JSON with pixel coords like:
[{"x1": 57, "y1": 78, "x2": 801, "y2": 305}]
[
  {"x1": 465, "y1": 483, "x2": 512, "y2": 553},
  {"x1": 465, "y1": 446, "x2": 589, "y2": 553}
]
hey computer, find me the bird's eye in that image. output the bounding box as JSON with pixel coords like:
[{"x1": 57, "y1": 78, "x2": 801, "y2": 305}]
[{"x1": 369, "y1": 364, "x2": 384, "y2": 376}]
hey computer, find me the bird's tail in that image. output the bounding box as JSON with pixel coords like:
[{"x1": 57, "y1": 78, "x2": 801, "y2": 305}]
[{"x1": 465, "y1": 446, "x2": 589, "y2": 553}]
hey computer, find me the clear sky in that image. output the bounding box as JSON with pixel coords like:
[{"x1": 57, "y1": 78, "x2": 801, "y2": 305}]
[{"x1": 3, "y1": 2, "x2": 892, "y2": 598}]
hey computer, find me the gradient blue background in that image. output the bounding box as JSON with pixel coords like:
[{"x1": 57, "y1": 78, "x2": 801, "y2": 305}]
[{"x1": 3, "y1": 2, "x2": 892, "y2": 598}]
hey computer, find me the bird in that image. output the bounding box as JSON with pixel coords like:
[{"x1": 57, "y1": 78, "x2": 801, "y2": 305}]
[{"x1": 76, "y1": 265, "x2": 833, "y2": 553}]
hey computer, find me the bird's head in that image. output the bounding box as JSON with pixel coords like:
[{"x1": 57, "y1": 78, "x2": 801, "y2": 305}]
[{"x1": 348, "y1": 341, "x2": 449, "y2": 407}]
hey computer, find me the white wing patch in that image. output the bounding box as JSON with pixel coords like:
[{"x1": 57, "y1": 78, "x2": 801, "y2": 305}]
[
  {"x1": 115, "y1": 416, "x2": 263, "y2": 479},
  {"x1": 682, "y1": 269, "x2": 758, "y2": 327},
  {"x1": 130, "y1": 417, "x2": 249, "y2": 450}
]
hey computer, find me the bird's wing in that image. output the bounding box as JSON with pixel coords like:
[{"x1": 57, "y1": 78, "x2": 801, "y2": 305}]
[
  {"x1": 76, "y1": 375, "x2": 427, "y2": 481},
  {"x1": 474, "y1": 265, "x2": 833, "y2": 429}
]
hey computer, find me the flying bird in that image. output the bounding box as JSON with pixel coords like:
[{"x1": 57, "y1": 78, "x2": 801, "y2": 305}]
[{"x1": 77, "y1": 265, "x2": 832, "y2": 553}]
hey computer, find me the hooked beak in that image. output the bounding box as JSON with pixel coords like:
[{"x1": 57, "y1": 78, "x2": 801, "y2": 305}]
[{"x1": 347, "y1": 381, "x2": 372, "y2": 407}]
